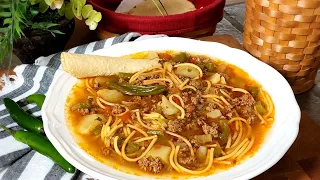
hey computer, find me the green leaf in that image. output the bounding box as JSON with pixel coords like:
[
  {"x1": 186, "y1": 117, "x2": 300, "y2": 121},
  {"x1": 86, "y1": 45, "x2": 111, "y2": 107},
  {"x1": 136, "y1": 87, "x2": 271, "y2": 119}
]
[
  {"x1": 30, "y1": 7, "x2": 40, "y2": 16},
  {"x1": 44, "y1": 0, "x2": 52, "y2": 6},
  {"x1": 0, "y1": 3, "x2": 11, "y2": 8},
  {"x1": 0, "y1": 12, "x2": 11, "y2": 17},
  {"x1": 51, "y1": 29, "x2": 65, "y2": 34},
  {"x1": 58, "y1": 3, "x2": 65, "y2": 16},
  {"x1": 0, "y1": 28, "x2": 8, "y2": 33},
  {"x1": 81, "y1": 4, "x2": 93, "y2": 19},
  {"x1": 29, "y1": 0, "x2": 41, "y2": 5},
  {"x1": 89, "y1": 11, "x2": 102, "y2": 22},
  {"x1": 39, "y1": 0, "x2": 49, "y2": 13},
  {"x1": 3, "y1": 18, "x2": 12, "y2": 25},
  {"x1": 31, "y1": 22, "x2": 59, "y2": 30},
  {"x1": 50, "y1": 31, "x2": 56, "y2": 37},
  {"x1": 72, "y1": 0, "x2": 83, "y2": 20},
  {"x1": 79, "y1": 0, "x2": 86, "y2": 7},
  {"x1": 64, "y1": 2, "x2": 74, "y2": 19}
]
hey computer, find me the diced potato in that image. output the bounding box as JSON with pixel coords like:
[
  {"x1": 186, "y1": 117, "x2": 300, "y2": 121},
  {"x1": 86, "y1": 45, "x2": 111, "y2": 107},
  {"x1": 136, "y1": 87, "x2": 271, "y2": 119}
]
[
  {"x1": 78, "y1": 114, "x2": 105, "y2": 135},
  {"x1": 95, "y1": 76, "x2": 113, "y2": 86},
  {"x1": 196, "y1": 146, "x2": 208, "y2": 162},
  {"x1": 207, "y1": 109, "x2": 222, "y2": 119},
  {"x1": 175, "y1": 66, "x2": 199, "y2": 78},
  {"x1": 97, "y1": 89, "x2": 124, "y2": 103},
  {"x1": 160, "y1": 96, "x2": 179, "y2": 116},
  {"x1": 147, "y1": 145, "x2": 171, "y2": 164},
  {"x1": 194, "y1": 134, "x2": 212, "y2": 144},
  {"x1": 208, "y1": 73, "x2": 221, "y2": 84},
  {"x1": 220, "y1": 76, "x2": 227, "y2": 84}
]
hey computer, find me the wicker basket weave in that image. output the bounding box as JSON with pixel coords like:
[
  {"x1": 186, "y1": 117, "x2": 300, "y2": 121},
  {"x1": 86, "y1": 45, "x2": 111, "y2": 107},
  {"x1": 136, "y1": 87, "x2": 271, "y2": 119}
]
[{"x1": 243, "y1": 0, "x2": 320, "y2": 94}]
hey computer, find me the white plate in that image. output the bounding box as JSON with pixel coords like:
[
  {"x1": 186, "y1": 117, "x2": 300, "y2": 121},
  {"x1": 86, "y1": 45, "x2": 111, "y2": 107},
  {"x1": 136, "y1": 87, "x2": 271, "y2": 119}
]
[{"x1": 42, "y1": 37, "x2": 300, "y2": 180}]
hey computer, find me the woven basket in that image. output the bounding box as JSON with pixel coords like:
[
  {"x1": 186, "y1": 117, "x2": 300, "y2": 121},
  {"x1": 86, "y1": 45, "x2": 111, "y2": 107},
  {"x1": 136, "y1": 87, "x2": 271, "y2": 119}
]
[{"x1": 243, "y1": 0, "x2": 320, "y2": 94}]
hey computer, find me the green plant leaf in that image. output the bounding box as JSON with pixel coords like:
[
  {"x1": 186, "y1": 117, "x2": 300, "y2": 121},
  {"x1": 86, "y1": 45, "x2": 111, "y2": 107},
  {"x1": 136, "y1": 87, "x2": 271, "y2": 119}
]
[
  {"x1": 79, "y1": 0, "x2": 86, "y2": 7},
  {"x1": 85, "y1": 18, "x2": 97, "y2": 30},
  {"x1": 28, "y1": 0, "x2": 41, "y2": 5},
  {"x1": 58, "y1": 3, "x2": 65, "y2": 16},
  {"x1": 44, "y1": 0, "x2": 52, "y2": 6},
  {"x1": 39, "y1": 0, "x2": 49, "y2": 13},
  {"x1": 0, "y1": 12, "x2": 11, "y2": 17},
  {"x1": 30, "y1": 7, "x2": 40, "y2": 16},
  {"x1": 3, "y1": 18, "x2": 12, "y2": 25},
  {"x1": 64, "y1": 2, "x2": 74, "y2": 19},
  {"x1": 51, "y1": 29, "x2": 64, "y2": 34},
  {"x1": 81, "y1": 4, "x2": 93, "y2": 19},
  {"x1": 72, "y1": 0, "x2": 83, "y2": 20},
  {"x1": 89, "y1": 11, "x2": 102, "y2": 22},
  {"x1": 0, "y1": 3, "x2": 11, "y2": 8},
  {"x1": 0, "y1": 28, "x2": 7, "y2": 33}
]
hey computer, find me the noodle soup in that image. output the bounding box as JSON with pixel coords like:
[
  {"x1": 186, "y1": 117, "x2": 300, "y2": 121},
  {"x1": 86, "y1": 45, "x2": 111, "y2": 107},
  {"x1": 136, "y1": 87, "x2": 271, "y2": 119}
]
[{"x1": 65, "y1": 51, "x2": 274, "y2": 178}]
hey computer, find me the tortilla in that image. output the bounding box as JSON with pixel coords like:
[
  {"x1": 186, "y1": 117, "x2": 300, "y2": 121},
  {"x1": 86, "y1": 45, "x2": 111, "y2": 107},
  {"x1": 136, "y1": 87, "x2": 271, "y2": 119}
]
[
  {"x1": 128, "y1": 0, "x2": 196, "y2": 16},
  {"x1": 61, "y1": 52, "x2": 160, "y2": 78}
]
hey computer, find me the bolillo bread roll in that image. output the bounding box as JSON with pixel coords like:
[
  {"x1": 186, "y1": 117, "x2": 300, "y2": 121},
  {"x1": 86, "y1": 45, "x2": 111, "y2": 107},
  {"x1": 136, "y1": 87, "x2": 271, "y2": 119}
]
[{"x1": 61, "y1": 52, "x2": 160, "y2": 78}]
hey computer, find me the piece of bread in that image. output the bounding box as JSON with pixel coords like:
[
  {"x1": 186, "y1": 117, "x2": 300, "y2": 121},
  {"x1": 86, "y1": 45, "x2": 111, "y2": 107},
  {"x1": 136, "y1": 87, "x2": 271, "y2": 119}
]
[
  {"x1": 128, "y1": 0, "x2": 196, "y2": 16},
  {"x1": 61, "y1": 52, "x2": 160, "y2": 78}
]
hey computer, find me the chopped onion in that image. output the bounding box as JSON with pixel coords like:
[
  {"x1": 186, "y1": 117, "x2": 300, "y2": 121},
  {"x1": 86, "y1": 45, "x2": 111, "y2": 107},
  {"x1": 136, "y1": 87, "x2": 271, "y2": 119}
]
[{"x1": 207, "y1": 109, "x2": 222, "y2": 119}]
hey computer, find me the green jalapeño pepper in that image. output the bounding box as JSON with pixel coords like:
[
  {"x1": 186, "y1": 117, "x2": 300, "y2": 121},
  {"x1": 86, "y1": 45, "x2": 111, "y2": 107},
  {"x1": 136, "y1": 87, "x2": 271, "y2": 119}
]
[
  {"x1": 4, "y1": 98, "x2": 44, "y2": 135},
  {"x1": 26, "y1": 94, "x2": 46, "y2": 109},
  {"x1": 0, "y1": 125, "x2": 75, "y2": 173},
  {"x1": 107, "y1": 81, "x2": 166, "y2": 96},
  {"x1": 219, "y1": 120, "x2": 230, "y2": 145}
]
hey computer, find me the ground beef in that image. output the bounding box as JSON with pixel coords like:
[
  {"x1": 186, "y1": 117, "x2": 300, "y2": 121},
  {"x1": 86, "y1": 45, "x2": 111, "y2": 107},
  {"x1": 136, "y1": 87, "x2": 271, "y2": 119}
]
[
  {"x1": 101, "y1": 147, "x2": 110, "y2": 156},
  {"x1": 182, "y1": 90, "x2": 204, "y2": 117},
  {"x1": 230, "y1": 93, "x2": 259, "y2": 124},
  {"x1": 137, "y1": 157, "x2": 164, "y2": 173},
  {"x1": 124, "y1": 96, "x2": 161, "y2": 113},
  {"x1": 188, "y1": 80, "x2": 205, "y2": 90},
  {"x1": 177, "y1": 149, "x2": 197, "y2": 168},
  {"x1": 112, "y1": 105, "x2": 126, "y2": 114},
  {"x1": 197, "y1": 118, "x2": 219, "y2": 138},
  {"x1": 76, "y1": 108, "x2": 97, "y2": 116},
  {"x1": 220, "y1": 105, "x2": 234, "y2": 119},
  {"x1": 167, "y1": 120, "x2": 185, "y2": 132},
  {"x1": 231, "y1": 93, "x2": 255, "y2": 107},
  {"x1": 236, "y1": 106, "x2": 259, "y2": 124},
  {"x1": 178, "y1": 156, "x2": 197, "y2": 167},
  {"x1": 185, "y1": 121, "x2": 200, "y2": 131}
]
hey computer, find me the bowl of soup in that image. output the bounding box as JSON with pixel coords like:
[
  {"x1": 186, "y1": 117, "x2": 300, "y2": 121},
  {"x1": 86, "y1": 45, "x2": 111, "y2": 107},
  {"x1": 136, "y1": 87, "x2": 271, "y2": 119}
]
[{"x1": 42, "y1": 37, "x2": 300, "y2": 179}]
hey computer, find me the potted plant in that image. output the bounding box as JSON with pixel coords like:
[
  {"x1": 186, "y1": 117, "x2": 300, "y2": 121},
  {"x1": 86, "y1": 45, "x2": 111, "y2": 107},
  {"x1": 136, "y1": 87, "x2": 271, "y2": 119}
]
[{"x1": 0, "y1": 0, "x2": 102, "y2": 64}]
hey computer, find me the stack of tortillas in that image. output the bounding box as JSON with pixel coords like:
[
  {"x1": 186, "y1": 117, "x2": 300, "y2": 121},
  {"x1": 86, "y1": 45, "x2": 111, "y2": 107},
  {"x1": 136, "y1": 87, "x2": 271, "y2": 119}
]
[
  {"x1": 61, "y1": 52, "x2": 160, "y2": 78},
  {"x1": 127, "y1": 0, "x2": 196, "y2": 16}
]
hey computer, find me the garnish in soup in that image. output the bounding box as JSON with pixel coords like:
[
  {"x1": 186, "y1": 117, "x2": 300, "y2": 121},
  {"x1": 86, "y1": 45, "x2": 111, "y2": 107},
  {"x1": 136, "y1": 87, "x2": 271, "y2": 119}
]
[{"x1": 65, "y1": 51, "x2": 274, "y2": 178}]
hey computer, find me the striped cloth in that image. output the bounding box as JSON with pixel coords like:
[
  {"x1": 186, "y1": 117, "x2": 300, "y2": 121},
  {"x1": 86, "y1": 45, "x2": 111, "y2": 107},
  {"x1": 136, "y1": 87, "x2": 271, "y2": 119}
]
[{"x1": 0, "y1": 33, "x2": 167, "y2": 180}]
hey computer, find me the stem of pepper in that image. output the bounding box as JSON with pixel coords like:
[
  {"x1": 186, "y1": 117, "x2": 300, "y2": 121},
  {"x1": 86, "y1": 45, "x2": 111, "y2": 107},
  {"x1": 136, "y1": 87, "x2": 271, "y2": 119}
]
[{"x1": 0, "y1": 124, "x2": 15, "y2": 136}]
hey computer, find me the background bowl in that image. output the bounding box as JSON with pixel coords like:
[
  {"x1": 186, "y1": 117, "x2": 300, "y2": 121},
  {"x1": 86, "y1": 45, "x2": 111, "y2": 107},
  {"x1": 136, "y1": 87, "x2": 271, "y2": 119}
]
[
  {"x1": 87, "y1": 0, "x2": 225, "y2": 39},
  {"x1": 42, "y1": 37, "x2": 300, "y2": 180}
]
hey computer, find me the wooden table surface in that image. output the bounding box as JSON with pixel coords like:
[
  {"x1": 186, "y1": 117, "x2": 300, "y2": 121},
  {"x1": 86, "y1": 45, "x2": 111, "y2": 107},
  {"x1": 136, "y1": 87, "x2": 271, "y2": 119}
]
[{"x1": 2, "y1": 20, "x2": 320, "y2": 180}]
